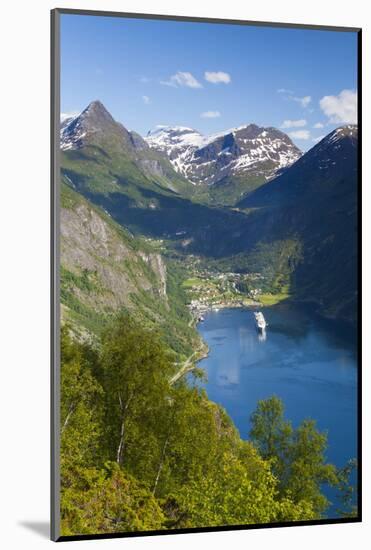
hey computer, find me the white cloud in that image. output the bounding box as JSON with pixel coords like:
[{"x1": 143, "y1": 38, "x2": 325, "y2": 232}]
[
  {"x1": 319, "y1": 89, "x2": 357, "y2": 124},
  {"x1": 277, "y1": 88, "x2": 293, "y2": 94},
  {"x1": 140, "y1": 76, "x2": 151, "y2": 83},
  {"x1": 204, "y1": 71, "x2": 231, "y2": 84},
  {"x1": 312, "y1": 135, "x2": 325, "y2": 143},
  {"x1": 142, "y1": 95, "x2": 151, "y2": 105},
  {"x1": 160, "y1": 71, "x2": 202, "y2": 89},
  {"x1": 313, "y1": 122, "x2": 324, "y2": 128},
  {"x1": 281, "y1": 119, "x2": 307, "y2": 129},
  {"x1": 289, "y1": 130, "x2": 311, "y2": 140},
  {"x1": 292, "y1": 95, "x2": 312, "y2": 108},
  {"x1": 278, "y1": 89, "x2": 312, "y2": 108},
  {"x1": 201, "y1": 111, "x2": 221, "y2": 118}
]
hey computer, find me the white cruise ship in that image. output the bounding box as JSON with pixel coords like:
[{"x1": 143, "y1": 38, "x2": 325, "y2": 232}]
[{"x1": 254, "y1": 311, "x2": 267, "y2": 331}]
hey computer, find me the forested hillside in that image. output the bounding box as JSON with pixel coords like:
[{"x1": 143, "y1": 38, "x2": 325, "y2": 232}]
[
  {"x1": 60, "y1": 316, "x2": 355, "y2": 536},
  {"x1": 239, "y1": 126, "x2": 358, "y2": 322}
]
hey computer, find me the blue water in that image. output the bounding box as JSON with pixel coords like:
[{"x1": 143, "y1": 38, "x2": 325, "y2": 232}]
[{"x1": 194, "y1": 304, "x2": 358, "y2": 517}]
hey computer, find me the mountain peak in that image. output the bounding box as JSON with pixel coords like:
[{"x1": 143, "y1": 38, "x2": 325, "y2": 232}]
[
  {"x1": 240, "y1": 124, "x2": 358, "y2": 210},
  {"x1": 86, "y1": 99, "x2": 105, "y2": 109},
  {"x1": 145, "y1": 126, "x2": 206, "y2": 171},
  {"x1": 326, "y1": 124, "x2": 358, "y2": 144},
  {"x1": 83, "y1": 100, "x2": 111, "y2": 117},
  {"x1": 145, "y1": 123, "x2": 302, "y2": 185},
  {"x1": 60, "y1": 100, "x2": 123, "y2": 151},
  {"x1": 79, "y1": 100, "x2": 115, "y2": 126}
]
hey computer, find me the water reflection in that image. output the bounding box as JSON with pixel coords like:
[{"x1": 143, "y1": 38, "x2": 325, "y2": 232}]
[
  {"x1": 258, "y1": 328, "x2": 267, "y2": 342},
  {"x1": 196, "y1": 305, "x2": 357, "y2": 463},
  {"x1": 195, "y1": 305, "x2": 357, "y2": 519}
]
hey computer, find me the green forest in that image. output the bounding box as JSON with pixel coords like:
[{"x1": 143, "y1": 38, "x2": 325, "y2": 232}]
[{"x1": 60, "y1": 315, "x2": 356, "y2": 536}]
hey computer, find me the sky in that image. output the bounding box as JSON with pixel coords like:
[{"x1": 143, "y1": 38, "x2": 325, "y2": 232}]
[{"x1": 60, "y1": 14, "x2": 358, "y2": 151}]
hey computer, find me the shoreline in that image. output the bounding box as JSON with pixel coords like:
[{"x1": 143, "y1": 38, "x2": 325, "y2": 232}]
[
  {"x1": 190, "y1": 298, "x2": 260, "y2": 317},
  {"x1": 177, "y1": 301, "x2": 262, "y2": 384},
  {"x1": 169, "y1": 338, "x2": 209, "y2": 385}
]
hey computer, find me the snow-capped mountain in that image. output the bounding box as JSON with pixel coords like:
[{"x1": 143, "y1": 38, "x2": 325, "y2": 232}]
[
  {"x1": 60, "y1": 100, "x2": 125, "y2": 151},
  {"x1": 237, "y1": 124, "x2": 358, "y2": 323},
  {"x1": 240, "y1": 124, "x2": 358, "y2": 209},
  {"x1": 59, "y1": 101, "x2": 196, "y2": 196},
  {"x1": 326, "y1": 124, "x2": 357, "y2": 145},
  {"x1": 60, "y1": 113, "x2": 78, "y2": 134},
  {"x1": 145, "y1": 124, "x2": 302, "y2": 185},
  {"x1": 295, "y1": 124, "x2": 358, "y2": 174}
]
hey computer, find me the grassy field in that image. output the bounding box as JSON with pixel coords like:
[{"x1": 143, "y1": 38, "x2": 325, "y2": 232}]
[
  {"x1": 259, "y1": 285, "x2": 290, "y2": 306},
  {"x1": 182, "y1": 277, "x2": 207, "y2": 288}
]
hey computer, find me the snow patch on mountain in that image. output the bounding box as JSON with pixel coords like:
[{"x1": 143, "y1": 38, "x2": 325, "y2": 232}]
[
  {"x1": 309, "y1": 125, "x2": 358, "y2": 171},
  {"x1": 145, "y1": 124, "x2": 302, "y2": 185}
]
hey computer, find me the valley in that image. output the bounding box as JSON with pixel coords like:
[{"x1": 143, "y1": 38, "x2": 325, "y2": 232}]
[
  {"x1": 60, "y1": 100, "x2": 358, "y2": 344},
  {"x1": 58, "y1": 100, "x2": 358, "y2": 531}
]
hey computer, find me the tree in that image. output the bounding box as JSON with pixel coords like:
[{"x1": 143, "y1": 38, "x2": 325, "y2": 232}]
[
  {"x1": 59, "y1": 318, "x2": 354, "y2": 534},
  {"x1": 61, "y1": 462, "x2": 165, "y2": 536},
  {"x1": 60, "y1": 327, "x2": 103, "y2": 486},
  {"x1": 171, "y1": 442, "x2": 316, "y2": 528},
  {"x1": 284, "y1": 419, "x2": 338, "y2": 515},
  {"x1": 250, "y1": 395, "x2": 293, "y2": 481},
  {"x1": 336, "y1": 458, "x2": 358, "y2": 518},
  {"x1": 250, "y1": 396, "x2": 338, "y2": 516},
  {"x1": 99, "y1": 315, "x2": 174, "y2": 470}
]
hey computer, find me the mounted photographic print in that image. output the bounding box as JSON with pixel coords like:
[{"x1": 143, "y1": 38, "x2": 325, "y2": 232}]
[{"x1": 51, "y1": 9, "x2": 361, "y2": 541}]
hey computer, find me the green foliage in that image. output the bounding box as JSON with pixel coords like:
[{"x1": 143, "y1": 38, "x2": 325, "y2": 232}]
[
  {"x1": 60, "y1": 183, "x2": 199, "y2": 358},
  {"x1": 59, "y1": 321, "x2": 354, "y2": 536},
  {"x1": 98, "y1": 314, "x2": 174, "y2": 468},
  {"x1": 250, "y1": 396, "x2": 292, "y2": 467},
  {"x1": 250, "y1": 396, "x2": 339, "y2": 516},
  {"x1": 172, "y1": 443, "x2": 316, "y2": 528},
  {"x1": 335, "y1": 458, "x2": 358, "y2": 517},
  {"x1": 60, "y1": 326, "x2": 103, "y2": 485},
  {"x1": 192, "y1": 173, "x2": 268, "y2": 207},
  {"x1": 205, "y1": 239, "x2": 303, "y2": 295},
  {"x1": 61, "y1": 463, "x2": 165, "y2": 536}
]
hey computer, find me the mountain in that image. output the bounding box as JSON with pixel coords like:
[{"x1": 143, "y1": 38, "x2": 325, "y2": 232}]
[
  {"x1": 238, "y1": 125, "x2": 358, "y2": 322},
  {"x1": 60, "y1": 101, "x2": 249, "y2": 257},
  {"x1": 239, "y1": 125, "x2": 357, "y2": 209},
  {"x1": 60, "y1": 181, "x2": 200, "y2": 357},
  {"x1": 145, "y1": 126, "x2": 207, "y2": 179},
  {"x1": 60, "y1": 101, "x2": 195, "y2": 197},
  {"x1": 60, "y1": 100, "x2": 358, "y2": 323},
  {"x1": 146, "y1": 124, "x2": 302, "y2": 205}
]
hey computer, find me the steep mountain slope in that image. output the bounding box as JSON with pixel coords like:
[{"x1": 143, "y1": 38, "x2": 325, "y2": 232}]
[
  {"x1": 60, "y1": 101, "x2": 250, "y2": 257},
  {"x1": 238, "y1": 126, "x2": 358, "y2": 322},
  {"x1": 60, "y1": 101, "x2": 358, "y2": 323},
  {"x1": 240, "y1": 126, "x2": 357, "y2": 209},
  {"x1": 61, "y1": 101, "x2": 195, "y2": 197},
  {"x1": 146, "y1": 124, "x2": 301, "y2": 204},
  {"x1": 60, "y1": 182, "x2": 200, "y2": 357}
]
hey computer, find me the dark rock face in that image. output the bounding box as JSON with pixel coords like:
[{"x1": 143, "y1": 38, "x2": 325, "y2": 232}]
[
  {"x1": 240, "y1": 125, "x2": 358, "y2": 209},
  {"x1": 239, "y1": 125, "x2": 358, "y2": 323},
  {"x1": 129, "y1": 130, "x2": 149, "y2": 151}
]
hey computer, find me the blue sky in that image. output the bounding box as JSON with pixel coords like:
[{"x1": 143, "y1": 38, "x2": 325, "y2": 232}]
[{"x1": 61, "y1": 14, "x2": 358, "y2": 151}]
